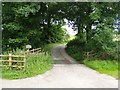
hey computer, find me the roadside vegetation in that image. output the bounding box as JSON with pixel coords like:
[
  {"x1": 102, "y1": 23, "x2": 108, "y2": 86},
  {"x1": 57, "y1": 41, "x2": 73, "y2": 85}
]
[
  {"x1": 1, "y1": 43, "x2": 67, "y2": 80},
  {"x1": 84, "y1": 59, "x2": 118, "y2": 79},
  {"x1": 42, "y1": 43, "x2": 66, "y2": 54},
  {"x1": 66, "y1": 38, "x2": 119, "y2": 79},
  {"x1": 65, "y1": 3, "x2": 119, "y2": 79},
  {"x1": 2, "y1": 46, "x2": 53, "y2": 80},
  {"x1": 2, "y1": 2, "x2": 70, "y2": 79},
  {"x1": 1, "y1": 2, "x2": 119, "y2": 79}
]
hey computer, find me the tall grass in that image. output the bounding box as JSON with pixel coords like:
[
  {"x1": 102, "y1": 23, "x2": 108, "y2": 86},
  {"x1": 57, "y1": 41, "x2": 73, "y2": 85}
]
[{"x1": 2, "y1": 50, "x2": 53, "y2": 80}]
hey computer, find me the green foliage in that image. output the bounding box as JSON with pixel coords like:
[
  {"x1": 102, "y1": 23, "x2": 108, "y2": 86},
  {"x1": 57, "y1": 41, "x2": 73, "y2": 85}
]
[
  {"x1": 2, "y1": 50, "x2": 53, "y2": 80},
  {"x1": 2, "y1": 2, "x2": 68, "y2": 51},
  {"x1": 87, "y1": 24, "x2": 118, "y2": 60},
  {"x1": 67, "y1": 30, "x2": 118, "y2": 61},
  {"x1": 3, "y1": 22, "x2": 22, "y2": 31},
  {"x1": 66, "y1": 38, "x2": 86, "y2": 63},
  {"x1": 2, "y1": 48, "x2": 25, "y2": 55},
  {"x1": 46, "y1": 25, "x2": 66, "y2": 43},
  {"x1": 84, "y1": 59, "x2": 118, "y2": 79},
  {"x1": 60, "y1": 2, "x2": 119, "y2": 62},
  {"x1": 13, "y1": 3, "x2": 40, "y2": 17},
  {"x1": 42, "y1": 43, "x2": 64, "y2": 54},
  {"x1": 89, "y1": 3, "x2": 101, "y2": 20},
  {"x1": 2, "y1": 2, "x2": 119, "y2": 57}
]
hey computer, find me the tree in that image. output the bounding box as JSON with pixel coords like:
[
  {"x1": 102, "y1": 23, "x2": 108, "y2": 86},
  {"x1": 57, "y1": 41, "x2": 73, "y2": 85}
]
[
  {"x1": 65, "y1": 2, "x2": 119, "y2": 60},
  {"x1": 2, "y1": 2, "x2": 66, "y2": 50}
]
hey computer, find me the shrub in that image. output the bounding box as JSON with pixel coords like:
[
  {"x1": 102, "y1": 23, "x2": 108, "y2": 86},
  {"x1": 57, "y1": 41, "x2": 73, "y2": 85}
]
[
  {"x1": 91, "y1": 29, "x2": 117, "y2": 60},
  {"x1": 66, "y1": 38, "x2": 86, "y2": 63}
]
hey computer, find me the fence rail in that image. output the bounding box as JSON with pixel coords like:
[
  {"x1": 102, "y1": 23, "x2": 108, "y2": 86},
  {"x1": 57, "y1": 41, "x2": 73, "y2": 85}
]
[
  {"x1": 26, "y1": 48, "x2": 41, "y2": 55},
  {"x1": 0, "y1": 53, "x2": 26, "y2": 69},
  {"x1": 0, "y1": 48, "x2": 41, "y2": 69}
]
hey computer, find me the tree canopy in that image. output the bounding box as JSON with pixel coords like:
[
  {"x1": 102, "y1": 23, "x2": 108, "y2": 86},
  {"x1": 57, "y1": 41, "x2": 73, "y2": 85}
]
[
  {"x1": 2, "y1": 2, "x2": 67, "y2": 50},
  {"x1": 2, "y1": 2, "x2": 120, "y2": 57}
]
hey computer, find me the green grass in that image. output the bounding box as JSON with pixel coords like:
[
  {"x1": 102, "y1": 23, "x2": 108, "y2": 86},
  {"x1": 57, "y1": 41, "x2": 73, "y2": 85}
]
[
  {"x1": 2, "y1": 52, "x2": 53, "y2": 80},
  {"x1": 1, "y1": 43, "x2": 59, "y2": 80},
  {"x1": 66, "y1": 44, "x2": 118, "y2": 79},
  {"x1": 1, "y1": 43, "x2": 63, "y2": 80},
  {"x1": 84, "y1": 60, "x2": 118, "y2": 79}
]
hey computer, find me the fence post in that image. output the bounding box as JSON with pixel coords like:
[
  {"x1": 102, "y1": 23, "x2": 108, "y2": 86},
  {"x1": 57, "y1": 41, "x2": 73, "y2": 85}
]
[
  {"x1": 9, "y1": 53, "x2": 12, "y2": 67},
  {"x1": 33, "y1": 49, "x2": 34, "y2": 54},
  {"x1": 86, "y1": 52, "x2": 89, "y2": 59},
  {"x1": 36, "y1": 49, "x2": 38, "y2": 54},
  {"x1": 26, "y1": 49, "x2": 29, "y2": 55},
  {"x1": 23, "y1": 56, "x2": 26, "y2": 69}
]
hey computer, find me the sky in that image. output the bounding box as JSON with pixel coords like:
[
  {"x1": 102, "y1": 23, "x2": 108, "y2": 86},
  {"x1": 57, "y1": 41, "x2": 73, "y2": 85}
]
[
  {"x1": 62, "y1": 25, "x2": 78, "y2": 35},
  {"x1": 62, "y1": 18, "x2": 120, "y2": 35},
  {"x1": 62, "y1": 19, "x2": 78, "y2": 36}
]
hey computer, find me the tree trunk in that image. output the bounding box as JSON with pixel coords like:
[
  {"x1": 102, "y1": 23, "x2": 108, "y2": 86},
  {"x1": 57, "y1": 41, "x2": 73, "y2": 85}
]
[
  {"x1": 86, "y1": 20, "x2": 93, "y2": 43},
  {"x1": 76, "y1": 17, "x2": 84, "y2": 40}
]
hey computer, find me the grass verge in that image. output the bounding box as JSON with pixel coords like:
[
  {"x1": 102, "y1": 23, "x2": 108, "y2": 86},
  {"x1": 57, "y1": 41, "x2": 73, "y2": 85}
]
[
  {"x1": 1, "y1": 43, "x2": 63, "y2": 80},
  {"x1": 1, "y1": 43, "x2": 58, "y2": 80},
  {"x1": 66, "y1": 45, "x2": 118, "y2": 79},
  {"x1": 2, "y1": 52, "x2": 53, "y2": 80},
  {"x1": 84, "y1": 59, "x2": 118, "y2": 79}
]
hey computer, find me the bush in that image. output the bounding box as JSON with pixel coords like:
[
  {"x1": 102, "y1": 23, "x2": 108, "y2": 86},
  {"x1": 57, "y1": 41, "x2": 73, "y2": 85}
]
[
  {"x1": 66, "y1": 38, "x2": 86, "y2": 63},
  {"x1": 87, "y1": 28, "x2": 118, "y2": 60},
  {"x1": 66, "y1": 30, "x2": 118, "y2": 62}
]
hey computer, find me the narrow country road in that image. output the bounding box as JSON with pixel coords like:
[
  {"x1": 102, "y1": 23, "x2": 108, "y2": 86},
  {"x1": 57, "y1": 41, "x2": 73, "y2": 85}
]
[
  {"x1": 51, "y1": 44, "x2": 77, "y2": 64},
  {"x1": 0, "y1": 44, "x2": 118, "y2": 88}
]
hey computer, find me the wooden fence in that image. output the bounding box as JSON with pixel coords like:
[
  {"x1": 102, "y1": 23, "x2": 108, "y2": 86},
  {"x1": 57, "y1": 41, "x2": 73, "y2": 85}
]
[
  {"x1": 0, "y1": 53, "x2": 26, "y2": 69},
  {"x1": 26, "y1": 48, "x2": 41, "y2": 55},
  {"x1": 85, "y1": 51, "x2": 95, "y2": 59},
  {"x1": 0, "y1": 48, "x2": 41, "y2": 69}
]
